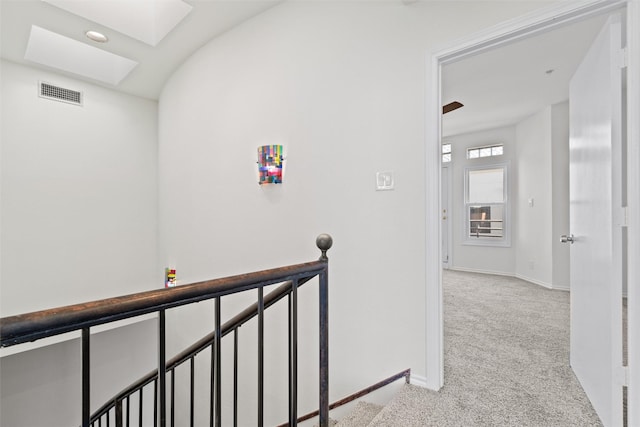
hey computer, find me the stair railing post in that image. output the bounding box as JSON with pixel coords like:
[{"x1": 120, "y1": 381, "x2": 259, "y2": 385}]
[{"x1": 316, "y1": 234, "x2": 332, "y2": 427}]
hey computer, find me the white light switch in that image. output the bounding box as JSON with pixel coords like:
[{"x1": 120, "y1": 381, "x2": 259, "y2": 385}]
[{"x1": 376, "y1": 171, "x2": 394, "y2": 191}]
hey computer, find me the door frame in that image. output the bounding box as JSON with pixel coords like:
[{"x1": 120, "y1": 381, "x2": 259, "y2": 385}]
[{"x1": 424, "y1": 2, "x2": 640, "y2": 425}]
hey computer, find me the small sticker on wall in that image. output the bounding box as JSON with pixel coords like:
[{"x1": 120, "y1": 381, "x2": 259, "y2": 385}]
[{"x1": 165, "y1": 268, "x2": 176, "y2": 288}]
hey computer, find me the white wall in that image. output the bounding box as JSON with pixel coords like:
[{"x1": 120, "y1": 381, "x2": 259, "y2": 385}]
[
  {"x1": 1, "y1": 60, "x2": 159, "y2": 314},
  {"x1": 157, "y1": 2, "x2": 557, "y2": 424},
  {"x1": 551, "y1": 101, "x2": 570, "y2": 290},
  {"x1": 514, "y1": 102, "x2": 570, "y2": 290},
  {"x1": 515, "y1": 107, "x2": 554, "y2": 286},
  {"x1": 0, "y1": 60, "x2": 159, "y2": 426},
  {"x1": 445, "y1": 125, "x2": 518, "y2": 275}
]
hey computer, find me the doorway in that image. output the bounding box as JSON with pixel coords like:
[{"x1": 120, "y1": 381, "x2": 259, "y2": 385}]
[{"x1": 425, "y1": 2, "x2": 639, "y2": 426}]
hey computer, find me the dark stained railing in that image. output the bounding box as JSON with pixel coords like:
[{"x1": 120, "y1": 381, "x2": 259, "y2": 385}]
[{"x1": 0, "y1": 234, "x2": 333, "y2": 427}]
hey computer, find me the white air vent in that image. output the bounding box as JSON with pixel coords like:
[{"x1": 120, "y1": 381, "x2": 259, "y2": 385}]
[{"x1": 39, "y1": 82, "x2": 83, "y2": 106}]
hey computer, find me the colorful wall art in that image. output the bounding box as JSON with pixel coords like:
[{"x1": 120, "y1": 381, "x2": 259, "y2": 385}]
[
  {"x1": 258, "y1": 145, "x2": 284, "y2": 185},
  {"x1": 165, "y1": 268, "x2": 176, "y2": 288}
]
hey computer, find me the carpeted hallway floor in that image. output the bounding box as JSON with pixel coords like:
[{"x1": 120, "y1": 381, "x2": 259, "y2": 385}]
[{"x1": 366, "y1": 270, "x2": 603, "y2": 427}]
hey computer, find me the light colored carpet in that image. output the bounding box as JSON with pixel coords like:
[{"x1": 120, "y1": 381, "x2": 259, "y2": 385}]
[
  {"x1": 366, "y1": 270, "x2": 603, "y2": 427},
  {"x1": 336, "y1": 402, "x2": 383, "y2": 427}
]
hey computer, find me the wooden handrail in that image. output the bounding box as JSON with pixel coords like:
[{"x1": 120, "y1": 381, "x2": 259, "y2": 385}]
[{"x1": 0, "y1": 260, "x2": 326, "y2": 347}]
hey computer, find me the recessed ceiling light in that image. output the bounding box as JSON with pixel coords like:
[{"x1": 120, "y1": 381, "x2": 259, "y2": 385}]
[
  {"x1": 25, "y1": 25, "x2": 138, "y2": 86},
  {"x1": 43, "y1": 0, "x2": 193, "y2": 47},
  {"x1": 85, "y1": 30, "x2": 108, "y2": 43}
]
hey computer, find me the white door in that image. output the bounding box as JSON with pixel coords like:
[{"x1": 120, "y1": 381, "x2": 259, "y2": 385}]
[
  {"x1": 569, "y1": 13, "x2": 625, "y2": 427},
  {"x1": 442, "y1": 165, "x2": 451, "y2": 269}
]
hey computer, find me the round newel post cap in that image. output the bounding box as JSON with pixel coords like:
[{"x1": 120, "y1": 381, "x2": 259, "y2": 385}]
[{"x1": 316, "y1": 234, "x2": 333, "y2": 261}]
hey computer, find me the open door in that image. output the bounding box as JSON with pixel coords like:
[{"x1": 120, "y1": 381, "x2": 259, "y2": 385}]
[{"x1": 568, "y1": 13, "x2": 625, "y2": 427}]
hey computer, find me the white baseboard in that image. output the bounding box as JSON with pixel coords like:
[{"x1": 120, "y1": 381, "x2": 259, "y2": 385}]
[
  {"x1": 553, "y1": 283, "x2": 570, "y2": 291},
  {"x1": 409, "y1": 374, "x2": 429, "y2": 389},
  {"x1": 449, "y1": 268, "x2": 569, "y2": 291},
  {"x1": 449, "y1": 266, "x2": 514, "y2": 277},
  {"x1": 514, "y1": 273, "x2": 553, "y2": 290},
  {"x1": 515, "y1": 274, "x2": 570, "y2": 291}
]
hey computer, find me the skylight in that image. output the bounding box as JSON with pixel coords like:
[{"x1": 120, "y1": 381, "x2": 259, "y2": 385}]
[
  {"x1": 25, "y1": 25, "x2": 138, "y2": 86},
  {"x1": 42, "y1": 0, "x2": 193, "y2": 47}
]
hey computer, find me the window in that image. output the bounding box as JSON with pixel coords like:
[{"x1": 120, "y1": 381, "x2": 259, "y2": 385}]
[
  {"x1": 442, "y1": 143, "x2": 452, "y2": 163},
  {"x1": 467, "y1": 143, "x2": 503, "y2": 159},
  {"x1": 465, "y1": 164, "x2": 509, "y2": 246}
]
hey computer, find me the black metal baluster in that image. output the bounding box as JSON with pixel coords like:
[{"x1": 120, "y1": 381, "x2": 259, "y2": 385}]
[
  {"x1": 288, "y1": 292, "x2": 291, "y2": 421},
  {"x1": 215, "y1": 297, "x2": 222, "y2": 427},
  {"x1": 116, "y1": 398, "x2": 123, "y2": 427},
  {"x1": 289, "y1": 279, "x2": 298, "y2": 425},
  {"x1": 258, "y1": 287, "x2": 264, "y2": 427},
  {"x1": 82, "y1": 328, "x2": 90, "y2": 427},
  {"x1": 170, "y1": 369, "x2": 175, "y2": 427},
  {"x1": 233, "y1": 328, "x2": 238, "y2": 427},
  {"x1": 210, "y1": 335, "x2": 214, "y2": 427},
  {"x1": 126, "y1": 396, "x2": 130, "y2": 427},
  {"x1": 154, "y1": 379, "x2": 158, "y2": 427},
  {"x1": 138, "y1": 389, "x2": 143, "y2": 427},
  {"x1": 159, "y1": 310, "x2": 167, "y2": 427},
  {"x1": 190, "y1": 357, "x2": 195, "y2": 427}
]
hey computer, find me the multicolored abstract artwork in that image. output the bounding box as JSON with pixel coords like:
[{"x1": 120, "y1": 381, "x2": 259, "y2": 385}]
[{"x1": 258, "y1": 145, "x2": 284, "y2": 185}]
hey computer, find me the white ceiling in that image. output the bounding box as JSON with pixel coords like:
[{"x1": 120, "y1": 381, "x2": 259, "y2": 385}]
[
  {"x1": 442, "y1": 12, "x2": 608, "y2": 137},
  {"x1": 1, "y1": 0, "x2": 281, "y2": 100},
  {"x1": 1, "y1": 1, "x2": 610, "y2": 129}
]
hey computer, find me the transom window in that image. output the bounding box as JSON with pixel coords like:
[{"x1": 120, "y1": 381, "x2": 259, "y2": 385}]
[
  {"x1": 467, "y1": 143, "x2": 503, "y2": 159},
  {"x1": 442, "y1": 143, "x2": 452, "y2": 163},
  {"x1": 465, "y1": 164, "x2": 509, "y2": 246}
]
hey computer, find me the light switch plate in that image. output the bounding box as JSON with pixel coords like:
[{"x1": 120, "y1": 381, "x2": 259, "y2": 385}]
[{"x1": 376, "y1": 171, "x2": 394, "y2": 191}]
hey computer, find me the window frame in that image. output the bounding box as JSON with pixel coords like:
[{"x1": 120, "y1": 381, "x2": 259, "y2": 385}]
[
  {"x1": 442, "y1": 142, "x2": 452, "y2": 163},
  {"x1": 463, "y1": 162, "x2": 510, "y2": 247},
  {"x1": 467, "y1": 143, "x2": 504, "y2": 160}
]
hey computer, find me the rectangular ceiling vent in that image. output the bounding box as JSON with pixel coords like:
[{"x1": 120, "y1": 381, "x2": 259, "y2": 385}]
[{"x1": 39, "y1": 82, "x2": 83, "y2": 106}]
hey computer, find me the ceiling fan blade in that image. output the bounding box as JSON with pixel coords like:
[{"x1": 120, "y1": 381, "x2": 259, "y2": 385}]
[{"x1": 443, "y1": 101, "x2": 464, "y2": 114}]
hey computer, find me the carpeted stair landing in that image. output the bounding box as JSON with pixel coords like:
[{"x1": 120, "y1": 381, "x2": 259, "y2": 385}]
[
  {"x1": 335, "y1": 402, "x2": 384, "y2": 427},
  {"x1": 320, "y1": 271, "x2": 604, "y2": 427},
  {"x1": 331, "y1": 377, "x2": 601, "y2": 427}
]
